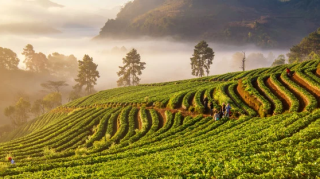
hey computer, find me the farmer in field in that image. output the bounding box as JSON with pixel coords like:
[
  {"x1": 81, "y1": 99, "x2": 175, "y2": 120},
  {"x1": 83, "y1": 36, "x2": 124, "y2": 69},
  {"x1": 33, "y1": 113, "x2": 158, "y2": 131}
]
[
  {"x1": 209, "y1": 101, "x2": 214, "y2": 116},
  {"x1": 8, "y1": 157, "x2": 15, "y2": 165},
  {"x1": 203, "y1": 97, "x2": 209, "y2": 112},
  {"x1": 214, "y1": 111, "x2": 220, "y2": 121},
  {"x1": 221, "y1": 103, "x2": 226, "y2": 115},
  {"x1": 225, "y1": 103, "x2": 231, "y2": 117},
  {"x1": 286, "y1": 68, "x2": 292, "y2": 77},
  {"x1": 218, "y1": 109, "x2": 224, "y2": 119}
]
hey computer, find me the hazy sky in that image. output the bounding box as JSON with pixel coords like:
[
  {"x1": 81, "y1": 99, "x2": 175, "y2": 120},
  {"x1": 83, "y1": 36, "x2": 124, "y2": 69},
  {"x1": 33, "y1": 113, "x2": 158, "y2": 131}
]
[
  {"x1": 0, "y1": 0, "x2": 286, "y2": 88},
  {"x1": 0, "y1": 0, "x2": 131, "y2": 36}
]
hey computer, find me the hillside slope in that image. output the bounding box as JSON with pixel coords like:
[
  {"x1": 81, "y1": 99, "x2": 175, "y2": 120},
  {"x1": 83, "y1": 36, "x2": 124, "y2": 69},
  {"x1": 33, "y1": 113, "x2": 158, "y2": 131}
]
[
  {"x1": 96, "y1": 0, "x2": 320, "y2": 48},
  {"x1": 1, "y1": 59, "x2": 320, "y2": 177}
]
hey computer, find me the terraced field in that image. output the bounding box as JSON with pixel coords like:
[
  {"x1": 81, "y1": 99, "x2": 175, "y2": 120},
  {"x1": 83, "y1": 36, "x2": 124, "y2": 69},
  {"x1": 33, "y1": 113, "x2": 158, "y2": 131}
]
[{"x1": 1, "y1": 59, "x2": 320, "y2": 178}]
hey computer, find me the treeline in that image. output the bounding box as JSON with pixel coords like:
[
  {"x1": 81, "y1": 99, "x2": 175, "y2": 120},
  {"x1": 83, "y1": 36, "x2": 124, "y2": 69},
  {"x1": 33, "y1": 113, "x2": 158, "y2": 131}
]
[{"x1": 271, "y1": 28, "x2": 320, "y2": 67}]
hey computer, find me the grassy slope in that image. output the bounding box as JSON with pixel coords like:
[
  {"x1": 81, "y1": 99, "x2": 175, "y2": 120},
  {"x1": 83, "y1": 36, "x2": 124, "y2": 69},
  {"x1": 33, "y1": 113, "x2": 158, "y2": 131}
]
[{"x1": 1, "y1": 59, "x2": 320, "y2": 178}]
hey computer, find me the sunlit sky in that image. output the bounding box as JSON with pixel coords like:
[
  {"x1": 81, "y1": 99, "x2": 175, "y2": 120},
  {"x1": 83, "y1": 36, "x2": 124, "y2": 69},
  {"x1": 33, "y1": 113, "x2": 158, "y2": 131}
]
[{"x1": 0, "y1": 0, "x2": 131, "y2": 36}]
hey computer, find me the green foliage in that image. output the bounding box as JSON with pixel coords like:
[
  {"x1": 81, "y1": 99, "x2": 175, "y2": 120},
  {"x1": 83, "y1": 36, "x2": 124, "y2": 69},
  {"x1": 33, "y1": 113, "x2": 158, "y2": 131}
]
[
  {"x1": 43, "y1": 92, "x2": 62, "y2": 111},
  {"x1": 74, "y1": 54, "x2": 100, "y2": 95},
  {"x1": 190, "y1": 40, "x2": 214, "y2": 77},
  {"x1": 271, "y1": 55, "x2": 286, "y2": 67},
  {"x1": 117, "y1": 49, "x2": 146, "y2": 87},
  {"x1": 4, "y1": 97, "x2": 31, "y2": 126},
  {"x1": 287, "y1": 28, "x2": 320, "y2": 63}
]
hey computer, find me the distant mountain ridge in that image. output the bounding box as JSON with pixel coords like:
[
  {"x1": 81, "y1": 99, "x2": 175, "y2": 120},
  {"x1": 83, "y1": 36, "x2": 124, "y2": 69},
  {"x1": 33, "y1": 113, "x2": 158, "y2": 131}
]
[{"x1": 96, "y1": 0, "x2": 320, "y2": 48}]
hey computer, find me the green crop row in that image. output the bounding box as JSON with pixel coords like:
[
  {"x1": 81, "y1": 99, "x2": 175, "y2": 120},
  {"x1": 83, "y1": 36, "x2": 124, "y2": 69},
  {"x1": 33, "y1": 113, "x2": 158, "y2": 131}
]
[
  {"x1": 281, "y1": 71, "x2": 317, "y2": 112},
  {"x1": 257, "y1": 76, "x2": 283, "y2": 114},
  {"x1": 227, "y1": 83, "x2": 256, "y2": 116},
  {"x1": 270, "y1": 74, "x2": 299, "y2": 112}
]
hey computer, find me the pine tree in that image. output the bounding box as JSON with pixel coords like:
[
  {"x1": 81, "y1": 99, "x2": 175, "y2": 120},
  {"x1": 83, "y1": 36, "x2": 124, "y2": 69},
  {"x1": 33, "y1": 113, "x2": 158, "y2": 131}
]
[
  {"x1": 190, "y1": 41, "x2": 214, "y2": 77},
  {"x1": 74, "y1": 55, "x2": 100, "y2": 95},
  {"x1": 117, "y1": 49, "x2": 146, "y2": 87}
]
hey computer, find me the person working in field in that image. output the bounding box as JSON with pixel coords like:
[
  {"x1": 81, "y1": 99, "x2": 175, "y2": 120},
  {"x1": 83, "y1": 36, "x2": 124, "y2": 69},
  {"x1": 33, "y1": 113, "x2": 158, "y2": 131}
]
[
  {"x1": 286, "y1": 68, "x2": 292, "y2": 77},
  {"x1": 225, "y1": 104, "x2": 231, "y2": 117},
  {"x1": 209, "y1": 101, "x2": 214, "y2": 116},
  {"x1": 203, "y1": 97, "x2": 209, "y2": 112},
  {"x1": 8, "y1": 157, "x2": 15, "y2": 165},
  {"x1": 214, "y1": 111, "x2": 220, "y2": 121},
  {"x1": 221, "y1": 103, "x2": 226, "y2": 115}
]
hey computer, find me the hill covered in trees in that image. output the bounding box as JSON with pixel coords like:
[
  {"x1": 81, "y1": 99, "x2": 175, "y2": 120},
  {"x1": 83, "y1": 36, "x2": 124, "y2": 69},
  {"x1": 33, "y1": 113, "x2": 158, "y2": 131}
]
[
  {"x1": 1, "y1": 58, "x2": 320, "y2": 177},
  {"x1": 96, "y1": 0, "x2": 320, "y2": 48}
]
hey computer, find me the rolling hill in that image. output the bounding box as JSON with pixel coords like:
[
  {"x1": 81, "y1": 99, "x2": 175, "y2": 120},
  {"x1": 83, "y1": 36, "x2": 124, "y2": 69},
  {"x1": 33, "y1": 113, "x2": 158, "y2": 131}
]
[
  {"x1": 1, "y1": 59, "x2": 320, "y2": 177},
  {"x1": 96, "y1": 0, "x2": 320, "y2": 48}
]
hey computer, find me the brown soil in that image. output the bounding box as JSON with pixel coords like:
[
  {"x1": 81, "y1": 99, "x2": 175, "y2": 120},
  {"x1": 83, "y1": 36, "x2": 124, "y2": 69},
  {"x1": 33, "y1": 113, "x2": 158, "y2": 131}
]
[
  {"x1": 135, "y1": 110, "x2": 141, "y2": 130},
  {"x1": 252, "y1": 80, "x2": 275, "y2": 114},
  {"x1": 278, "y1": 75, "x2": 306, "y2": 112},
  {"x1": 237, "y1": 80, "x2": 261, "y2": 115},
  {"x1": 265, "y1": 78, "x2": 290, "y2": 112},
  {"x1": 316, "y1": 68, "x2": 320, "y2": 77},
  {"x1": 293, "y1": 73, "x2": 320, "y2": 108}
]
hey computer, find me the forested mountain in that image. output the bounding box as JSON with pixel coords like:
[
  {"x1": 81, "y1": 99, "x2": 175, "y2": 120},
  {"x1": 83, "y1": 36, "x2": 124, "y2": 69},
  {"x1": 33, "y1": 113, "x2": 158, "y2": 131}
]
[{"x1": 96, "y1": 0, "x2": 320, "y2": 48}]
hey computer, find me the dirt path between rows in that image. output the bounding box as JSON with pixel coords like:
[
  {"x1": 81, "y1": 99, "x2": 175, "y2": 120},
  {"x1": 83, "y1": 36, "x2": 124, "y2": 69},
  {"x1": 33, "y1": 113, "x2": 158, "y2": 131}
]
[
  {"x1": 236, "y1": 82, "x2": 260, "y2": 115},
  {"x1": 293, "y1": 74, "x2": 320, "y2": 108},
  {"x1": 265, "y1": 78, "x2": 290, "y2": 112},
  {"x1": 278, "y1": 75, "x2": 306, "y2": 112},
  {"x1": 252, "y1": 80, "x2": 274, "y2": 115}
]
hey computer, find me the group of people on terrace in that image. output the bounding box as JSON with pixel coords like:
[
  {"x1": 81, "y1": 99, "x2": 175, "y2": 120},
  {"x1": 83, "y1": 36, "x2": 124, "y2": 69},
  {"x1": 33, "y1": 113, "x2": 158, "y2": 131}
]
[{"x1": 203, "y1": 97, "x2": 231, "y2": 121}]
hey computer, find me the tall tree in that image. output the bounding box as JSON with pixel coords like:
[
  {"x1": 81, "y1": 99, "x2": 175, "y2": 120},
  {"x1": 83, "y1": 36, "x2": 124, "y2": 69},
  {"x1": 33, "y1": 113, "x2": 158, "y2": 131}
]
[
  {"x1": 22, "y1": 44, "x2": 48, "y2": 73},
  {"x1": 271, "y1": 55, "x2": 286, "y2": 67},
  {"x1": 117, "y1": 49, "x2": 146, "y2": 87},
  {"x1": 41, "y1": 81, "x2": 68, "y2": 93},
  {"x1": 190, "y1": 41, "x2": 214, "y2": 77},
  {"x1": 4, "y1": 97, "x2": 31, "y2": 127},
  {"x1": 74, "y1": 55, "x2": 100, "y2": 95},
  {"x1": 0, "y1": 47, "x2": 20, "y2": 70}
]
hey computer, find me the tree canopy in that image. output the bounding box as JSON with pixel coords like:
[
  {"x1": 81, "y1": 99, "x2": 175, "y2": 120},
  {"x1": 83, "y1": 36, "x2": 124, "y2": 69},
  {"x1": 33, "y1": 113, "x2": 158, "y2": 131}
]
[
  {"x1": 74, "y1": 55, "x2": 100, "y2": 95},
  {"x1": 117, "y1": 49, "x2": 146, "y2": 87},
  {"x1": 271, "y1": 55, "x2": 286, "y2": 67},
  {"x1": 287, "y1": 28, "x2": 320, "y2": 63},
  {"x1": 41, "y1": 81, "x2": 68, "y2": 93},
  {"x1": 0, "y1": 47, "x2": 20, "y2": 70},
  {"x1": 190, "y1": 41, "x2": 214, "y2": 77},
  {"x1": 4, "y1": 97, "x2": 31, "y2": 127},
  {"x1": 22, "y1": 44, "x2": 48, "y2": 73},
  {"x1": 47, "y1": 52, "x2": 78, "y2": 78}
]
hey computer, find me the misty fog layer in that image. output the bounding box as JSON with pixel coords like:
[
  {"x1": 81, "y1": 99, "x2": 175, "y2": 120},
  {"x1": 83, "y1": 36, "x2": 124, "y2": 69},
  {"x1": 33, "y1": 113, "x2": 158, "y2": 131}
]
[{"x1": 0, "y1": 0, "x2": 289, "y2": 126}]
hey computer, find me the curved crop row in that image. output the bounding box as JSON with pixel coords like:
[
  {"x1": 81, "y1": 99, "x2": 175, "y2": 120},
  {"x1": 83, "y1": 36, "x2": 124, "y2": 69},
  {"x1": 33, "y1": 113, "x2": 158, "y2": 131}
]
[
  {"x1": 242, "y1": 77, "x2": 272, "y2": 116},
  {"x1": 257, "y1": 76, "x2": 283, "y2": 114},
  {"x1": 227, "y1": 83, "x2": 257, "y2": 116},
  {"x1": 193, "y1": 88, "x2": 206, "y2": 113},
  {"x1": 214, "y1": 84, "x2": 243, "y2": 114},
  {"x1": 121, "y1": 107, "x2": 139, "y2": 142},
  {"x1": 281, "y1": 71, "x2": 317, "y2": 112},
  {"x1": 270, "y1": 74, "x2": 299, "y2": 112},
  {"x1": 205, "y1": 88, "x2": 220, "y2": 110},
  {"x1": 182, "y1": 91, "x2": 196, "y2": 110},
  {"x1": 167, "y1": 91, "x2": 188, "y2": 109}
]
